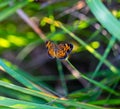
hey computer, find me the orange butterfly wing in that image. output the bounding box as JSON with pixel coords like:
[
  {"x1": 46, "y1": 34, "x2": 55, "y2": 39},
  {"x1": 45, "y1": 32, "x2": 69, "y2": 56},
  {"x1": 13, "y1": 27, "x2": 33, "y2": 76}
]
[
  {"x1": 56, "y1": 43, "x2": 73, "y2": 59},
  {"x1": 46, "y1": 41, "x2": 73, "y2": 59},
  {"x1": 46, "y1": 41, "x2": 56, "y2": 58}
]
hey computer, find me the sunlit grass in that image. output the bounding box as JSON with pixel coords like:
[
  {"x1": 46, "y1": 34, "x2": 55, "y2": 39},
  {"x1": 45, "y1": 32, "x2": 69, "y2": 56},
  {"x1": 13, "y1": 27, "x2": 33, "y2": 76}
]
[
  {"x1": 7, "y1": 35, "x2": 27, "y2": 46},
  {"x1": 0, "y1": 38, "x2": 10, "y2": 48}
]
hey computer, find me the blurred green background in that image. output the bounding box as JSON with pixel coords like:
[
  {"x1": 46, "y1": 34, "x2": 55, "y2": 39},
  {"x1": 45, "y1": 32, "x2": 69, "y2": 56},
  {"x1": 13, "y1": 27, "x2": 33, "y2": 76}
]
[{"x1": 0, "y1": 0, "x2": 120, "y2": 109}]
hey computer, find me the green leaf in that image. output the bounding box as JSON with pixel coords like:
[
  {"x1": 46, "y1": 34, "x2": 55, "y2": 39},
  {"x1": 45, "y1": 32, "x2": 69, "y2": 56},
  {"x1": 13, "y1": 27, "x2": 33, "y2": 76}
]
[
  {"x1": 0, "y1": 96, "x2": 63, "y2": 109},
  {"x1": 56, "y1": 99, "x2": 106, "y2": 109},
  {"x1": 92, "y1": 36, "x2": 116, "y2": 79},
  {"x1": 0, "y1": 0, "x2": 14, "y2": 8},
  {"x1": 0, "y1": 80, "x2": 56, "y2": 101},
  {"x1": 86, "y1": 0, "x2": 120, "y2": 41},
  {"x1": 0, "y1": 80, "x2": 107, "y2": 109},
  {"x1": 66, "y1": 60, "x2": 120, "y2": 96},
  {"x1": 0, "y1": 59, "x2": 45, "y2": 91},
  {"x1": 60, "y1": 25, "x2": 120, "y2": 75},
  {"x1": 89, "y1": 99, "x2": 120, "y2": 105}
]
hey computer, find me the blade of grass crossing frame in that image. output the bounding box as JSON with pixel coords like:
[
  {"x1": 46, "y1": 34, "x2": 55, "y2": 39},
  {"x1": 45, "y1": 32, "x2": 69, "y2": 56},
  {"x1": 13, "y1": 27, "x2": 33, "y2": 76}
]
[
  {"x1": 0, "y1": 106, "x2": 14, "y2": 109},
  {"x1": 0, "y1": 81, "x2": 105, "y2": 109},
  {"x1": 106, "y1": 79, "x2": 119, "y2": 102},
  {"x1": 56, "y1": 59, "x2": 68, "y2": 96},
  {"x1": 86, "y1": 0, "x2": 120, "y2": 41},
  {"x1": 0, "y1": 0, "x2": 30, "y2": 22},
  {"x1": 16, "y1": 40, "x2": 41, "y2": 60},
  {"x1": 0, "y1": 59, "x2": 61, "y2": 97},
  {"x1": 92, "y1": 36, "x2": 116, "y2": 79},
  {"x1": 0, "y1": 80, "x2": 57, "y2": 101},
  {"x1": 89, "y1": 98, "x2": 120, "y2": 105},
  {"x1": 43, "y1": 17, "x2": 120, "y2": 75},
  {"x1": 42, "y1": 17, "x2": 120, "y2": 75},
  {"x1": 66, "y1": 59, "x2": 120, "y2": 96},
  {"x1": 0, "y1": 0, "x2": 14, "y2": 8},
  {"x1": 86, "y1": 27, "x2": 103, "y2": 42},
  {"x1": 0, "y1": 96, "x2": 62, "y2": 109},
  {"x1": 60, "y1": 25, "x2": 119, "y2": 75},
  {"x1": 0, "y1": 59, "x2": 44, "y2": 91},
  {"x1": 56, "y1": 98, "x2": 106, "y2": 109}
]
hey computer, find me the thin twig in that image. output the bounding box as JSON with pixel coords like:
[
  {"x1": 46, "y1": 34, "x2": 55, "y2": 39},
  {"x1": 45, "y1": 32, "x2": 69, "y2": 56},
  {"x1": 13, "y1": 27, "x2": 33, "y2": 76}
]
[
  {"x1": 62, "y1": 59, "x2": 88, "y2": 88},
  {"x1": 16, "y1": 9, "x2": 47, "y2": 41},
  {"x1": 57, "y1": 1, "x2": 86, "y2": 18}
]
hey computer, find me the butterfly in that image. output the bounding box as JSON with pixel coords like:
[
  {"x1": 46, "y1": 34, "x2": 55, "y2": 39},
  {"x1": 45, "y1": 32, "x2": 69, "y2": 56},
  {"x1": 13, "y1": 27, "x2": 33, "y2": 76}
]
[{"x1": 46, "y1": 40, "x2": 73, "y2": 59}]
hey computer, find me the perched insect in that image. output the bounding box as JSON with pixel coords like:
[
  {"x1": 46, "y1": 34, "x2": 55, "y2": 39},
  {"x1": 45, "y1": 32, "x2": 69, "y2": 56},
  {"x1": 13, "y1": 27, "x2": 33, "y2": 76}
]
[{"x1": 46, "y1": 40, "x2": 73, "y2": 59}]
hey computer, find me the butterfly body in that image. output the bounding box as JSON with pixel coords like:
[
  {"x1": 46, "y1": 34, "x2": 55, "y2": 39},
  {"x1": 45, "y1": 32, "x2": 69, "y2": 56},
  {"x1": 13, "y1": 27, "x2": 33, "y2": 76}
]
[{"x1": 46, "y1": 41, "x2": 73, "y2": 59}]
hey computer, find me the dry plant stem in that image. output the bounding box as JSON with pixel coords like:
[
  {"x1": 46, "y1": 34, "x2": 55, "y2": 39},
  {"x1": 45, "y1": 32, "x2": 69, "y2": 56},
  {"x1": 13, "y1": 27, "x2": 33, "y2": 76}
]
[
  {"x1": 58, "y1": 1, "x2": 85, "y2": 18},
  {"x1": 16, "y1": 9, "x2": 63, "y2": 97},
  {"x1": 41, "y1": 0, "x2": 64, "y2": 9},
  {"x1": 62, "y1": 60, "x2": 88, "y2": 88},
  {"x1": 16, "y1": 9, "x2": 47, "y2": 41}
]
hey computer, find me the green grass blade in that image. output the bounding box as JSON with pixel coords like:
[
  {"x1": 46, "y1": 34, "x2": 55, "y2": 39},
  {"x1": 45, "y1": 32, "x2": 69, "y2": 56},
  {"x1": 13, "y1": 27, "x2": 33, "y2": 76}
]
[
  {"x1": 42, "y1": 17, "x2": 120, "y2": 75},
  {"x1": 0, "y1": 59, "x2": 60, "y2": 97},
  {"x1": 56, "y1": 59, "x2": 68, "y2": 96},
  {"x1": 0, "y1": 1, "x2": 29, "y2": 22},
  {"x1": 86, "y1": 0, "x2": 120, "y2": 41},
  {"x1": 89, "y1": 98, "x2": 120, "y2": 105},
  {"x1": 66, "y1": 60, "x2": 120, "y2": 96},
  {"x1": 4, "y1": 59, "x2": 59, "y2": 96},
  {"x1": 92, "y1": 36, "x2": 116, "y2": 79},
  {"x1": 0, "y1": 81, "x2": 107, "y2": 109},
  {"x1": 106, "y1": 79, "x2": 119, "y2": 102},
  {"x1": 87, "y1": 27, "x2": 103, "y2": 42},
  {"x1": 0, "y1": 0, "x2": 14, "y2": 8},
  {"x1": 56, "y1": 99, "x2": 107, "y2": 109},
  {"x1": 60, "y1": 25, "x2": 119, "y2": 75},
  {"x1": 0, "y1": 80, "x2": 57, "y2": 101},
  {"x1": 0, "y1": 106, "x2": 14, "y2": 109},
  {"x1": 16, "y1": 40, "x2": 41, "y2": 60},
  {"x1": 0, "y1": 96, "x2": 63, "y2": 109},
  {"x1": 0, "y1": 59, "x2": 44, "y2": 91}
]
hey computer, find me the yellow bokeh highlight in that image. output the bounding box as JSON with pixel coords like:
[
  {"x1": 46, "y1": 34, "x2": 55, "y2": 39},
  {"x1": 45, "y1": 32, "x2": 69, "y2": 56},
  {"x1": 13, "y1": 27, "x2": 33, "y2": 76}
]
[
  {"x1": 50, "y1": 25, "x2": 56, "y2": 33},
  {"x1": 112, "y1": 10, "x2": 117, "y2": 17},
  {"x1": 86, "y1": 45, "x2": 95, "y2": 53},
  {"x1": 42, "y1": 17, "x2": 62, "y2": 27},
  {"x1": 28, "y1": 0, "x2": 34, "y2": 2},
  {"x1": 112, "y1": 10, "x2": 120, "y2": 18},
  {"x1": 0, "y1": 38, "x2": 10, "y2": 48},
  {"x1": 49, "y1": 15, "x2": 56, "y2": 32},
  {"x1": 91, "y1": 41, "x2": 100, "y2": 49},
  {"x1": 110, "y1": 66, "x2": 118, "y2": 74},
  {"x1": 50, "y1": 34, "x2": 66, "y2": 41},
  {"x1": 74, "y1": 20, "x2": 88, "y2": 29},
  {"x1": 78, "y1": 20, "x2": 88, "y2": 29},
  {"x1": 7, "y1": 35, "x2": 27, "y2": 46}
]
